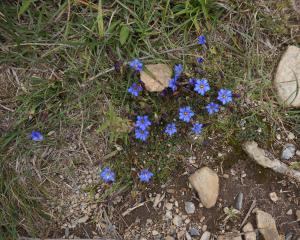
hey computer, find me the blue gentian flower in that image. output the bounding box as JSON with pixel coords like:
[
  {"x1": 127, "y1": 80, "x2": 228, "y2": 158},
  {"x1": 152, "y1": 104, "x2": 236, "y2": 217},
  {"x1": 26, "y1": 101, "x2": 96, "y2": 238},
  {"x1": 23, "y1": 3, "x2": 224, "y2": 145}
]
[
  {"x1": 206, "y1": 102, "x2": 219, "y2": 115},
  {"x1": 179, "y1": 106, "x2": 194, "y2": 122},
  {"x1": 31, "y1": 131, "x2": 44, "y2": 141},
  {"x1": 168, "y1": 78, "x2": 177, "y2": 92},
  {"x1": 198, "y1": 35, "x2": 206, "y2": 45},
  {"x1": 135, "y1": 128, "x2": 149, "y2": 141},
  {"x1": 194, "y1": 79, "x2": 210, "y2": 96},
  {"x1": 165, "y1": 123, "x2": 177, "y2": 136},
  {"x1": 129, "y1": 59, "x2": 143, "y2": 72},
  {"x1": 217, "y1": 89, "x2": 233, "y2": 105},
  {"x1": 136, "y1": 115, "x2": 151, "y2": 130},
  {"x1": 128, "y1": 83, "x2": 143, "y2": 97},
  {"x1": 100, "y1": 167, "x2": 116, "y2": 183},
  {"x1": 192, "y1": 123, "x2": 203, "y2": 135},
  {"x1": 174, "y1": 64, "x2": 183, "y2": 79},
  {"x1": 138, "y1": 169, "x2": 153, "y2": 183},
  {"x1": 189, "y1": 78, "x2": 196, "y2": 85},
  {"x1": 197, "y1": 57, "x2": 204, "y2": 64}
]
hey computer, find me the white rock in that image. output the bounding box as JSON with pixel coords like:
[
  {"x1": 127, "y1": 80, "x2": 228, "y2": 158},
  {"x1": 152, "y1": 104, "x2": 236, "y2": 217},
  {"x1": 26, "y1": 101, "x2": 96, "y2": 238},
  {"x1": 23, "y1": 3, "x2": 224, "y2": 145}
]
[
  {"x1": 202, "y1": 224, "x2": 207, "y2": 231},
  {"x1": 165, "y1": 210, "x2": 172, "y2": 219},
  {"x1": 287, "y1": 132, "x2": 296, "y2": 140},
  {"x1": 152, "y1": 230, "x2": 159, "y2": 236},
  {"x1": 281, "y1": 143, "x2": 296, "y2": 160},
  {"x1": 185, "y1": 232, "x2": 192, "y2": 240},
  {"x1": 242, "y1": 222, "x2": 256, "y2": 240},
  {"x1": 184, "y1": 201, "x2": 196, "y2": 214},
  {"x1": 217, "y1": 232, "x2": 242, "y2": 240},
  {"x1": 165, "y1": 236, "x2": 175, "y2": 240},
  {"x1": 200, "y1": 231, "x2": 211, "y2": 240},
  {"x1": 274, "y1": 45, "x2": 300, "y2": 108},
  {"x1": 269, "y1": 192, "x2": 279, "y2": 202},
  {"x1": 189, "y1": 167, "x2": 219, "y2": 208},
  {"x1": 172, "y1": 215, "x2": 183, "y2": 227},
  {"x1": 165, "y1": 202, "x2": 173, "y2": 210},
  {"x1": 255, "y1": 209, "x2": 280, "y2": 240},
  {"x1": 286, "y1": 209, "x2": 293, "y2": 215}
]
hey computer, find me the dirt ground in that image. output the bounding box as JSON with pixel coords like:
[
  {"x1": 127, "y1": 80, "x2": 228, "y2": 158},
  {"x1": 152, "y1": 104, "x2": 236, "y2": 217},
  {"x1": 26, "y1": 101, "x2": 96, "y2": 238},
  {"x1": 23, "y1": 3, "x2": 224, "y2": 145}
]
[{"x1": 44, "y1": 134, "x2": 299, "y2": 240}]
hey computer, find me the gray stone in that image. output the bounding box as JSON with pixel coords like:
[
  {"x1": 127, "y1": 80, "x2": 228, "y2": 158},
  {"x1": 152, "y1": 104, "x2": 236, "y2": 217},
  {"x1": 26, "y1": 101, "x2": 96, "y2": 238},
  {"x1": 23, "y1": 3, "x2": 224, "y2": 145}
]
[
  {"x1": 234, "y1": 192, "x2": 243, "y2": 210},
  {"x1": 185, "y1": 201, "x2": 196, "y2": 214},
  {"x1": 281, "y1": 143, "x2": 296, "y2": 160},
  {"x1": 285, "y1": 232, "x2": 293, "y2": 240},
  {"x1": 189, "y1": 227, "x2": 200, "y2": 236}
]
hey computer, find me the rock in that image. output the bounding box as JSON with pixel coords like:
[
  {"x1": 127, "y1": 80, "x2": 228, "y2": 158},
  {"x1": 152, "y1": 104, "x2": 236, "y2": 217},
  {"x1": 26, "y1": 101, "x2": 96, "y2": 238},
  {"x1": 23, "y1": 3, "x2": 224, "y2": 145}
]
[
  {"x1": 152, "y1": 230, "x2": 159, "y2": 236},
  {"x1": 281, "y1": 144, "x2": 296, "y2": 160},
  {"x1": 296, "y1": 210, "x2": 300, "y2": 221},
  {"x1": 269, "y1": 192, "x2": 279, "y2": 202},
  {"x1": 165, "y1": 210, "x2": 172, "y2": 219},
  {"x1": 217, "y1": 232, "x2": 242, "y2": 240},
  {"x1": 200, "y1": 231, "x2": 211, "y2": 240},
  {"x1": 172, "y1": 215, "x2": 183, "y2": 227},
  {"x1": 287, "y1": 132, "x2": 296, "y2": 140},
  {"x1": 285, "y1": 232, "x2": 294, "y2": 240},
  {"x1": 296, "y1": 150, "x2": 300, "y2": 157},
  {"x1": 189, "y1": 227, "x2": 200, "y2": 236},
  {"x1": 185, "y1": 232, "x2": 192, "y2": 240},
  {"x1": 177, "y1": 230, "x2": 185, "y2": 239},
  {"x1": 189, "y1": 167, "x2": 219, "y2": 208},
  {"x1": 242, "y1": 222, "x2": 256, "y2": 240},
  {"x1": 292, "y1": 0, "x2": 300, "y2": 13},
  {"x1": 166, "y1": 202, "x2": 173, "y2": 210},
  {"x1": 165, "y1": 236, "x2": 175, "y2": 240},
  {"x1": 77, "y1": 215, "x2": 89, "y2": 224},
  {"x1": 274, "y1": 45, "x2": 300, "y2": 108},
  {"x1": 202, "y1": 225, "x2": 207, "y2": 232},
  {"x1": 286, "y1": 209, "x2": 293, "y2": 215},
  {"x1": 234, "y1": 192, "x2": 243, "y2": 210},
  {"x1": 140, "y1": 64, "x2": 172, "y2": 92},
  {"x1": 184, "y1": 201, "x2": 196, "y2": 214},
  {"x1": 255, "y1": 209, "x2": 280, "y2": 240}
]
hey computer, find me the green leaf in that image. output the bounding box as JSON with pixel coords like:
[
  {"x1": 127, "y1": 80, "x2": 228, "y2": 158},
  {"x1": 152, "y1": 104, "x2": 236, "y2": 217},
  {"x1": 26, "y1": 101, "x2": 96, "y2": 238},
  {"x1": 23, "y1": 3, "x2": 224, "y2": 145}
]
[
  {"x1": 19, "y1": 0, "x2": 34, "y2": 16},
  {"x1": 119, "y1": 25, "x2": 130, "y2": 45}
]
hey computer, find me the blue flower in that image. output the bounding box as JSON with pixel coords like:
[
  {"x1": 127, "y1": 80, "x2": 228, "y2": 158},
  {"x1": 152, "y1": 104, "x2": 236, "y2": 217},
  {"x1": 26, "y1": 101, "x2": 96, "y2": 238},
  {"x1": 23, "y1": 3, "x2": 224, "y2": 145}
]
[
  {"x1": 206, "y1": 102, "x2": 219, "y2": 115},
  {"x1": 165, "y1": 123, "x2": 177, "y2": 136},
  {"x1": 128, "y1": 83, "x2": 143, "y2": 96},
  {"x1": 217, "y1": 89, "x2": 232, "y2": 105},
  {"x1": 31, "y1": 131, "x2": 43, "y2": 141},
  {"x1": 135, "y1": 128, "x2": 149, "y2": 141},
  {"x1": 136, "y1": 115, "x2": 151, "y2": 130},
  {"x1": 129, "y1": 59, "x2": 143, "y2": 72},
  {"x1": 179, "y1": 106, "x2": 194, "y2": 122},
  {"x1": 168, "y1": 78, "x2": 177, "y2": 92},
  {"x1": 174, "y1": 64, "x2": 183, "y2": 79},
  {"x1": 189, "y1": 78, "x2": 196, "y2": 85},
  {"x1": 197, "y1": 57, "x2": 204, "y2": 64},
  {"x1": 192, "y1": 123, "x2": 203, "y2": 135},
  {"x1": 194, "y1": 79, "x2": 210, "y2": 96},
  {"x1": 198, "y1": 35, "x2": 206, "y2": 45},
  {"x1": 138, "y1": 169, "x2": 153, "y2": 183},
  {"x1": 100, "y1": 167, "x2": 116, "y2": 183}
]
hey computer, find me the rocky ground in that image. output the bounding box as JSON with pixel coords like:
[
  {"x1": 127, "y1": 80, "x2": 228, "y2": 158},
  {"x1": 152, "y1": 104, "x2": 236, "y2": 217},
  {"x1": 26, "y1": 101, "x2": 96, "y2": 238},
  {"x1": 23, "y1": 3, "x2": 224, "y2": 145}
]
[{"x1": 46, "y1": 130, "x2": 299, "y2": 240}]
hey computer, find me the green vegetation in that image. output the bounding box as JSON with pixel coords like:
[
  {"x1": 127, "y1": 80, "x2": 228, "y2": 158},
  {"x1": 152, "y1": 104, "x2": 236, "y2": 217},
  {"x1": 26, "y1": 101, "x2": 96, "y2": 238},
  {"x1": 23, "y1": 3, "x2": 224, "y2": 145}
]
[{"x1": 0, "y1": 0, "x2": 299, "y2": 238}]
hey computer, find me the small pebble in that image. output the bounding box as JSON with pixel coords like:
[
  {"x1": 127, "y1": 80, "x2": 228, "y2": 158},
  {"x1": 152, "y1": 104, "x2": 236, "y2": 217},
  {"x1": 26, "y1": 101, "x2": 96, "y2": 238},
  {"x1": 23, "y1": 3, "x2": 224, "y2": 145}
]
[
  {"x1": 286, "y1": 209, "x2": 293, "y2": 215},
  {"x1": 287, "y1": 132, "x2": 296, "y2": 140},
  {"x1": 172, "y1": 215, "x2": 183, "y2": 227},
  {"x1": 185, "y1": 201, "x2": 196, "y2": 214},
  {"x1": 189, "y1": 227, "x2": 200, "y2": 236},
  {"x1": 223, "y1": 174, "x2": 229, "y2": 179},
  {"x1": 269, "y1": 192, "x2": 279, "y2": 202},
  {"x1": 202, "y1": 224, "x2": 208, "y2": 231},
  {"x1": 296, "y1": 210, "x2": 300, "y2": 221},
  {"x1": 234, "y1": 192, "x2": 243, "y2": 210},
  {"x1": 152, "y1": 230, "x2": 159, "y2": 236},
  {"x1": 200, "y1": 231, "x2": 211, "y2": 240},
  {"x1": 281, "y1": 143, "x2": 296, "y2": 160},
  {"x1": 166, "y1": 202, "x2": 173, "y2": 210}
]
